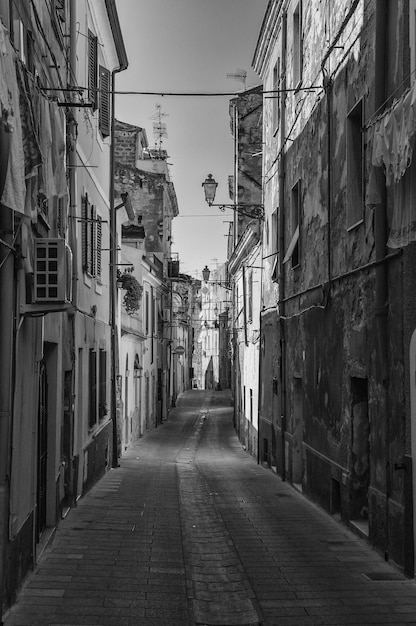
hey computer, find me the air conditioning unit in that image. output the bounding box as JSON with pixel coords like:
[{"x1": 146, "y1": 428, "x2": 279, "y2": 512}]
[{"x1": 34, "y1": 238, "x2": 73, "y2": 304}]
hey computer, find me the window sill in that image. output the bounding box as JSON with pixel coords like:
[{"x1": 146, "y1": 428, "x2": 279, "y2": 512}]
[{"x1": 83, "y1": 273, "x2": 92, "y2": 288}]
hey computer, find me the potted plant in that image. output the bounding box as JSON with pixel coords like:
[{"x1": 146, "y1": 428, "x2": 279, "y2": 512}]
[{"x1": 117, "y1": 269, "x2": 143, "y2": 314}]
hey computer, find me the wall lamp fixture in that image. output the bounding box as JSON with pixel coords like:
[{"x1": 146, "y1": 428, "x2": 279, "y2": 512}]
[
  {"x1": 202, "y1": 174, "x2": 264, "y2": 220},
  {"x1": 202, "y1": 265, "x2": 232, "y2": 290}
]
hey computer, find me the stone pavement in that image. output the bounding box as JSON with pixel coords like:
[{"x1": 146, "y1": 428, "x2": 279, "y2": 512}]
[{"x1": 2, "y1": 390, "x2": 416, "y2": 626}]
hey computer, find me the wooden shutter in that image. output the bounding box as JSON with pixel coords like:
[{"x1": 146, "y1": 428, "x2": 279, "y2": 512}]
[
  {"x1": 89, "y1": 204, "x2": 96, "y2": 276},
  {"x1": 99, "y1": 349, "x2": 107, "y2": 419},
  {"x1": 99, "y1": 66, "x2": 111, "y2": 137},
  {"x1": 89, "y1": 349, "x2": 97, "y2": 428},
  {"x1": 81, "y1": 194, "x2": 88, "y2": 271},
  {"x1": 88, "y1": 29, "x2": 98, "y2": 110},
  {"x1": 96, "y1": 215, "x2": 102, "y2": 278},
  {"x1": 57, "y1": 196, "x2": 67, "y2": 238}
]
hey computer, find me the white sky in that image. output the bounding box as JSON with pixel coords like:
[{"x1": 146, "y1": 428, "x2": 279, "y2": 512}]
[{"x1": 115, "y1": 0, "x2": 269, "y2": 278}]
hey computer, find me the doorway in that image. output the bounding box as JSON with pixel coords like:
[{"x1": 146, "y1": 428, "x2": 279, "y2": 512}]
[
  {"x1": 350, "y1": 376, "x2": 369, "y2": 535},
  {"x1": 292, "y1": 377, "x2": 304, "y2": 488},
  {"x1": 36, "y1": 360, "x2": 48, "y2": 542},
  {"x1": 409, "y1": 330, "x2": 416, "y2": 573}
]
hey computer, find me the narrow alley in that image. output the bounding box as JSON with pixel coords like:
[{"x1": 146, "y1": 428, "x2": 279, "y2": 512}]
[{"x1": 3, "y1": 390, "x2": 416, "y2": 626}]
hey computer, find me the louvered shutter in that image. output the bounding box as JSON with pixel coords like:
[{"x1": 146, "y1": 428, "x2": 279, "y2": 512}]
[
  {"x1": 89, "y1": 349, "x2": 97, "y2": 428},
  {"x1": 89, "y1": 204, "x2": 96, "y2": 276},
  {"x1": 99, "y1": 349, "x2": 107, "y2": 419},
  {"x1": 81, "y1": 194, "x2": 88, "y2": 271},
  {"x1": 99, "y1": 66, "x2": 111, "y2": 137},
  {"x1": 96, "y1": 215, "x2": 102, "y2": 278},
  {"x1": 88, "y1": 29, "x2": 98, "y2": 111},
  {"x1": 57, "y1": 196, "x2": 67, "y2": 238}
]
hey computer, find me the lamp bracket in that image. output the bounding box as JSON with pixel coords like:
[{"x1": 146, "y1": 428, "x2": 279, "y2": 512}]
[{"x1": 209, "y1": 203, "x2": 264, "y2": 220}]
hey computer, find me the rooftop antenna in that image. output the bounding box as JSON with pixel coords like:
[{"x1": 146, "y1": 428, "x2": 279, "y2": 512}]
[
  {"x1": 150, "y1": 104, "x2": 169, "y2": 155},
  {"x1": 226, "y1": 69, "x2": 247, "y2": 89}
]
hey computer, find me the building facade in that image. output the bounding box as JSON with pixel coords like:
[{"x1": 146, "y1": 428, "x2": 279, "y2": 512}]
[
  {"x1": 227, "y1": 86, "x2": 263, "y2": 458},
  {"x1": 0, "y1": 0, "x2": 127, "y2": 611},
  {"x1": 114, "y1": 119, "x2": 183, "y2": 429},
  {"x1": 253, "y1": 0, "x2": 416, "y2": 575}
]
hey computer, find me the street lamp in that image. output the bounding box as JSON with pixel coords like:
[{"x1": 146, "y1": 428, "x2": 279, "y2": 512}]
[
  {"x1": 201, "y1": 174, "x2": 264, "y2": 220},
  {"x1": 201, "y1": 265, "x2": 232, "y2": 290}
]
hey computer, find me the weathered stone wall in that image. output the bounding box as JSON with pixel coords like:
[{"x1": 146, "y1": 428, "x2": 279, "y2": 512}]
[{"x1": 256, "y1": 0, "x2": 409, "y2": 570}]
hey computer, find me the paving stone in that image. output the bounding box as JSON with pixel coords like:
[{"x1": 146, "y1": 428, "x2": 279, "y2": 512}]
[{"x1": 3, "y1": 390, "x2": 416, "y2": 626}]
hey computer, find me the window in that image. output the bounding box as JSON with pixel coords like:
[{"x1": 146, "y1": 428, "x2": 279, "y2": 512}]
[
  {"x1": 293, "y1": 1, "x2": 303, "y2": 88},
  {"x1": 99, "y1": 65, "x2": 111, "y2": 137},
  {"x1": 88, "y1": 29, "x2": 98, "y2": 111},
  {"x1": 145, "y1": 291, "x2": 149, "y2": 335},
  {"x1": 250, "y1": 389, "x2": 253, "y2": 423},
  {"x1": 346, "y1": 99, "x2": 365, "y2": 229},
  {"x1": 247, "y1": 268, "x2": 253, "y2": 323},
  {"x1": 81, "y1": 193, "x2": 102, "y2": 279},
  {"x1": 89, "y1": 349, "x2": 97, "y2": 428},
  {"x1": 271, "y1": 208, "x2": 279, "y2": 282},
  {"x1": 9, "y1": 1, "x2": 34, "y2": 71},
  {"x1": 283, "y1": 181, "x2": 301, "y2": 268},
  {"x1": 56, "y1": 196, "x2": 67, "y2": 239},
  {"x1": 52, "y1": 0, "x2": 67, "y2": 46},
  {"x1": 95, "y1": 216, "x2": 102, "y2": 279},
  {"x1": 272, "y1": 58, "x2": 281, "y2": 132},
  {"x1": 98, "y1": 350, "x2": 107, "y2": 420}
]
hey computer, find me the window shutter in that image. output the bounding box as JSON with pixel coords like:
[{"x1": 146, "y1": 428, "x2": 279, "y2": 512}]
[
  {"x1": 89, "y1": 350, "x2": 97, "y2": 428},
  {"x1": 99, "y1": 349, "x2": 107, "y2": 419},
  {"x1": 81, "y1": 194, "x2": 88, "y2": 271},
  {"x1": 99, "y1": 66, "x2": 111, "y2": 137},
  {"x1": 57, "y1": 196, "x2": 67, "y2": 238},
  {"x1": 96, "y1": 215, "x2": 102, "y2": 278},
  {"x1": 89, "y1": 204, "x2": 96, "y2": 276},
  {"x1": 57, "y1": 197, "x2": 62, "y2": 237},
  {"x1": 88, "y1": 29, "x2": 98, "y2": 110}
]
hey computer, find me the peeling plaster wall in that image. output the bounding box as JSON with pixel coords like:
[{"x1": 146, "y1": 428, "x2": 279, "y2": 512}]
[
  {"x1": 255, "y1": 0, "x2": 409, "y2": 570},
  {"x1": 114, "y1": 121, "x2": 176, "y2": 265},
  {"x1": 230, "y1": 87, "x2": 263, "y2": 239}
]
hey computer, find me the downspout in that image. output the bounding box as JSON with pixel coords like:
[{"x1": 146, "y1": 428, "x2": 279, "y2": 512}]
[
  {"x1": 0, "y1": 202, "x2": 14, "y2": 619},
  {"x1": 278, "y1": 11, "x2": 287, "y2": 481},
  {"x1": 374, "y1": 0, "x2": 390, "y2": 562},
  {"x1": 107, "y1": 0, "x2": 128, "y2": 468},
  {"x1": 68, "y1": 0, "x2": 78, "y2": 311},
  {"x1": 231, "y1": 101, "x2": 240, "y2": 434},
  {"x1": 0, "y1": 50, "x2": 13, "y2": 617},
  {"x1": 110, "y1": 69, "x2": 121, "y2": 468},
  {"x1": 323, "y1": 73, "x2": 332, "y2": 288},
  {"x1": 68, "y1": 0, "x2": 78, "y2": 503}
]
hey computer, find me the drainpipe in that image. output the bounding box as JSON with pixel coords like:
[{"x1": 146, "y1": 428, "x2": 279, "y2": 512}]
[
  {"x1": 374, "y1": 0, "x2": 390, "y2": 561},
  {"x1": 278, "y1": 11, "x2": 287, "y2": 481},
  {"x1": 0, "y1": 202, "x2": 14, "y2": 620},
  {"x1": 324, "y1": 75, "x2": 332, "y2": 287},
  {"x1": 110, "y1": 69, "x2": 121, "y2": 468},
  {"x1": 106, "y1": 0, "x2": 128, "y2": 469},
  {"x1": 68, "y1": 1, "x2": 78, "y2": 310},
  {"x1": 67, "y1": 0, "x2": 78, "y2": 505}
]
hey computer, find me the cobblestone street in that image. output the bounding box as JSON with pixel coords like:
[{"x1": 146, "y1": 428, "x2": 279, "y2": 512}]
[{"x1": 3, "y1": 390, "x2": 416, "y2": 626}]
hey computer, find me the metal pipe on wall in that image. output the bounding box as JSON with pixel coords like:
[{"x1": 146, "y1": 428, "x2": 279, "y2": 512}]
[
  {"x1": 374, "y1": 0, "x2": 390, "y2": 563},
  {"x1": 0, "y1": 204, "x2": 14, "y2": 620},
  {"x1": 278, "y1": 10, "x2": 287, "y2": 482}
]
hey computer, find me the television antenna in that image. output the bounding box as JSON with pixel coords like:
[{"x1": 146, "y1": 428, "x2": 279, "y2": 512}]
[
  {"x1": 150, "y1": 103, "x2": 169, "y2": 152},
  {"x1": 226, "y1": 69, "x2": 247, "y2": 88}
]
